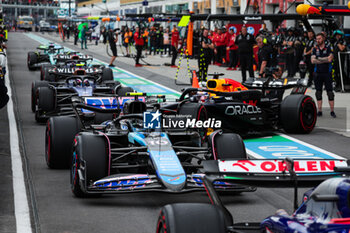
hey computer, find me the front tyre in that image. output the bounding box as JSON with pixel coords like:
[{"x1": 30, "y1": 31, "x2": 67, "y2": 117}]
[
  {"x1": 156, "y1": 203, "x2": 226, "y2": 233},
  {"x1": 71, "y1": 133, "x2": 108, "y2": 198}
]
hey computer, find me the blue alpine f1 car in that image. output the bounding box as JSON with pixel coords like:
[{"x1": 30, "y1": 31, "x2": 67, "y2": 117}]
[
  {"x1": 66, "y1": 99, "x2": 255, "y2": 197},
  {"x1": 156, "y1": 158, "x2": 350, "y2": 233}
]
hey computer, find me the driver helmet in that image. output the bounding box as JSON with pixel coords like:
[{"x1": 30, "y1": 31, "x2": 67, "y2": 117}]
[
  {"x1": 299, "y1": 60, "x2": 307, "y2": 73},
  {"x1": 75, "y1": 78, "x2": 82, "y2": 86},
  {"x1": 333, "y1": 30, "x2": 344, "y2": 37},
  {"x1": 83, "y1": 79, "x2": 90, "y2": 86}
]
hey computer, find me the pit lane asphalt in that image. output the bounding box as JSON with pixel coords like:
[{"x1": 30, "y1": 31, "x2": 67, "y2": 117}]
[{"x1": 3, "y1": 32, "x2": 350, "y2": 233}]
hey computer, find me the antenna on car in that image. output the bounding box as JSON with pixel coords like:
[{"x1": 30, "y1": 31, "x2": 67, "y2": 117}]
[{"x1": 283, "y1": 157, "x2": 298, "y2": 211}]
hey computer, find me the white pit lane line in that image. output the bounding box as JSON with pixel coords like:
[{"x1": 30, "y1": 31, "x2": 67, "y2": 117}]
[{"x1": 5, "y1": 55, "x2": 33, "y2": 232}]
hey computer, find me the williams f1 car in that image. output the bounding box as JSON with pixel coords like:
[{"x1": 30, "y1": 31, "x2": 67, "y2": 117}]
[
  {"x1": 31, "y1": 69, "x2": 124, "y2": 122},
  {"x1": 156, "y1": 158, "x2": 350, "y2": 233},
  {"x1": 40, "y1": 59, "x2": 108, "y2": 82},
  {"x1": 161, "y1": 75, "x2": 317, "y2": 135}
]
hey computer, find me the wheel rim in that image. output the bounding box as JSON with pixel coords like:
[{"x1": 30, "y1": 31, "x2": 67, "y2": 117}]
[{"x1": 300, "y1": 97, "x2": 317, "y2": 131}]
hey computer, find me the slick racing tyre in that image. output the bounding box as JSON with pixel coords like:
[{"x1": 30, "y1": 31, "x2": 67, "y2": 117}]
[
  {"x1": 280, "y1": 94, "x2": 317, "y2": 134},
  {"x1": 156, "y1": 203, "x2": 226, "y2": 233},
  {"x1": 31, "y1": 81, "x2": 49, "y2": 112},
  {"x1": 35, "y1": 86, "x2": 55, "y2": 123},
  {"x1": 116, "y1": 86, "x2": 134, "y2": 96},
  {"x1": 40, "y1": 65, "x2": 55, "y2": 82},
  {"x1": 101, "y1": 67, "x2": 114, "y2": 82},
  {"x1": 46, "y1": 116, "x2": 81, "y2": 169},
  {"x1": 71, "y1": 133, "x2": 108, "y2": 197},
  {"x1": 27, "y1": 52, "x2": 37, "y2": 70},
  {"x1": 209, "y1": 132, "x2": 247, "y2": 160},
  {"x1": 178, "y1": 102, "x2": 208, "y2": 142}
]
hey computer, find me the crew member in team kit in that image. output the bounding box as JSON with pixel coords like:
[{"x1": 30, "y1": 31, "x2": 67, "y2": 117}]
[
  {"x1": 311, "y1": 33, "x2": 336, "y2": 118},
  {"x1": 134, "y1": 27, "x2": 144, "y2": 67},
  {"x1": 198, "y1": 28, "x2": 214, "y2": 82},
  {"x1": 236, "y1": 26, "x2": 255, "y2": 82}
]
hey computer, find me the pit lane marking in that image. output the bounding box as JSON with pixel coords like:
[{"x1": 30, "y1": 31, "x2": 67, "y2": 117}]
[{"x1": 5, "y1": 52, "x2": 33, "y2": 233}]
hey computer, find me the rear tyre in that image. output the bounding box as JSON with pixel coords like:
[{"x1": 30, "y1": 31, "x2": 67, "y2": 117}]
[
  {"x1": 71, "y1": 133, "x2": 108, "y2": 198},
  {"x1": 116, "y1": 86, "x2": 134, "y2": 96},
  {"x1": 41, "y1": 65, "x2": 55, "y2": 81},
  {"x1": 280, "y1": 95, "x2": 317, "y2": 134},
  {"x1": 27, "y1": 52, "x2": 37, "y2": 70},
  {"x1": 211, "y1": 133, "x2": 247, "y2": 160},
  {"x1": 101, "y1": 68, "x2": 114, "y2": 82},
  {"x1": 35, "y1": 87, "x2": 55, "y2": 123},
  {"x1": 31, "y1": 81, "x2": 49, "y2": 112},
  {"x1": 46, "y1": 116, "x2": 81, "y2": 169},
  {"x1": 156, "y1": 203, "x2": 226, "y2": 233}
]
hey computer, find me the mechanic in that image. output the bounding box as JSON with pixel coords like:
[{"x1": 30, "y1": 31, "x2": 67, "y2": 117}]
[
  {"x1": 303, "y1": 30, "x2": 316, "y2": 87},
  {"x1": 107, "y1": 25, "x2": 118, "y2": 67},
  {"x1": 236, "y1": 25, "x2": 255, "y2": 82},
  {"x1": 226, "y1": 27, "x2": 238, "y2": 71},
  {"x1": 170, "y1": 25, "x2": 179, "y2": 68},
  {"x1": 256, "y1": 36, "x2": 273, "y2": 78},
  {"x1": 198, "y1": 28, "x2": 214, "y2": 82},
  {"x1": 155, "y1": 26, "x2": 164, "y2": 55},
  {"x1": 0, "y1": 76, "x2": 8, "y2": 109},
  {"x1": 134, "y1": 27, "x2": 144, "y2": 67},
  {"x1": 311, "y1": 33, "x2": 336, "y2": 118},
  {"x1": 332, "y1": 30, "x2": 347, "y2": 92},
  {"x1": 80, "y1": 25, "x2": 88, "y2": 50},
  {"x1": 283, "y1": 27, "x2": 296, "y2": 77}
]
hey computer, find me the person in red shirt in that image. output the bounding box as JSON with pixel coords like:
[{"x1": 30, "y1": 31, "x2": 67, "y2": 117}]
[
  {"x1": 226, "y1": 27, "x2": 238, "y2": 70},
  {"x1": 134, "y1": 27, "x2": 144, "y2": 67},
  {"x1": 170, "y1": 25, "x2": 180, "y2": 67},
  {"x1": 213, "y1": 28, "x2": 226, "y2": 65}
]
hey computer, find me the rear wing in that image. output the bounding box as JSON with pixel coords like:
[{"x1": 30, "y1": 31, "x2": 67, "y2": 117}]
[{"x1": 243, "y1": 77, "x2": 308, "y2": 90}]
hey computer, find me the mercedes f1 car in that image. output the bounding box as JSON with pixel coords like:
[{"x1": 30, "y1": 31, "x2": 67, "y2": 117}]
[
  {"x1": 161, "y1": 74, "x2": 317, "y2": 135},
  {"x1": 156, "y1": 158, "x2": 350, "y2": 233},
  {"x1": 31, "y1": 69, "x2": 123, "y2": 122}
]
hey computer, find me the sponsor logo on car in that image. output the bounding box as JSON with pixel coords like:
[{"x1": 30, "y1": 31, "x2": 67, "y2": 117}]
[{"x1": 219, "y1": 159, "x2": 347, "y2": 173}]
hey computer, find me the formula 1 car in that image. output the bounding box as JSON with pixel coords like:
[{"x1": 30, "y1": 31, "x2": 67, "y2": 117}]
[
  {"x1": 31, "y1": 69, "x2": 124, "y2": 123},
  {"x1": 27, "y1": 43, "x2": 64, "y2": 70},
  {"x1": 27, "y1": 43, "x2": 92, "y2": 71},
  {"x1": 156, "y1": 158, "x2": 350, "y2": 233},
  {"x1": 161, "y1": 74, "x2": 316, "y2": 135},
  {"x1": 67, "y1": 101, "x2": 255, "y2": 196},
  {"x1": 40, "y1": 59, "x2": 107, "y2": 82},
  {"x1": 45, "y1": 93, "x2": 157, "y2": 168}
]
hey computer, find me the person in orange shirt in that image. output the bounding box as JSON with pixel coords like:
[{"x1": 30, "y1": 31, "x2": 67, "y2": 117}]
[{"x1": 124, "y1": 28, "x2": 133, "y2": 57}]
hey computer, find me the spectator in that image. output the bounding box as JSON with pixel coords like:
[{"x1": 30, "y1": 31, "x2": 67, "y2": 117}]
[
  {"x1": 236, "y1": 25, "x2": 255, "y2": 82},
  {"x1": 226, "y1": 27, "x2": 238, "y2": 70},
  {"x1": 311, "y1": 33, "x2": 336, "y2": 118}
]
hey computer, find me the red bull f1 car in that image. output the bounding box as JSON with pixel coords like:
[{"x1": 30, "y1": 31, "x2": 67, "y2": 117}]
[{"x1": 161, "y1": 75, "x2": 316, "y2": 135}]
